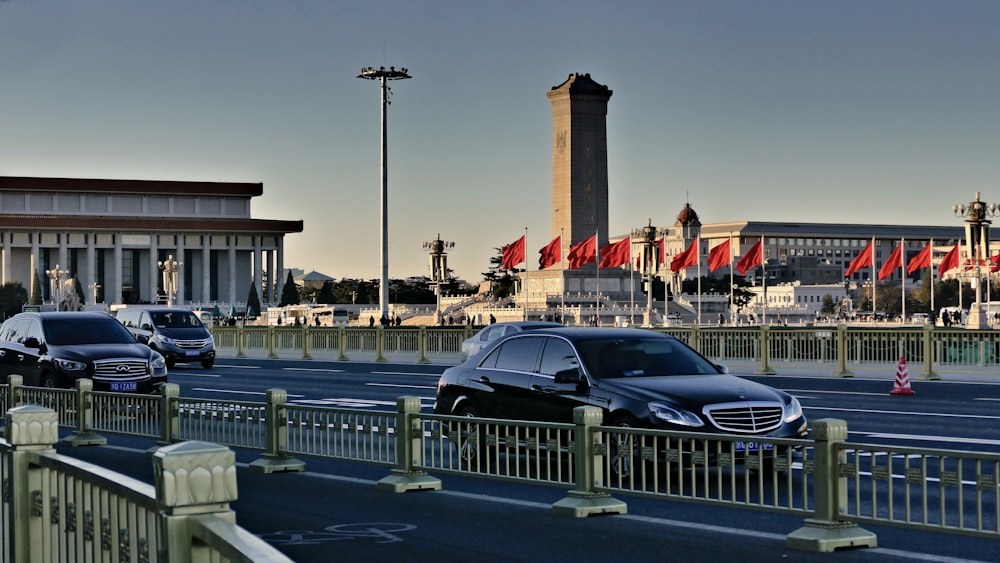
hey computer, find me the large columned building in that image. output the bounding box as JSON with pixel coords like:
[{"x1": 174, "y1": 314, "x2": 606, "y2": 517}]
[{"x1": 0, "y1": 176, "x2": 303, "y2": 307}]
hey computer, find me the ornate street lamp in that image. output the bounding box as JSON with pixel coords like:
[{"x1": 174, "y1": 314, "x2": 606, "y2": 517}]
[
  {"x1": 45, "y1": 264, "x2": 66, "y2": 311},
  {"x1": 954, "y1": 192, "x2": 998, "y2": 329},
  {"x1": 423, "y1": 234, "x2": 455, "y2": 324},
  {"x1": 88, "y1": 282, "x2": 102, "y2": 305},
  {"x1": 357, "y1": 65, "x2": 411, "y2": 323},
  {"x1": 158, "y1": 255, "x2": 183, "y2": 307},
  {"x1": 631, "y1": 219, "x2": 668, "y2": 327}
]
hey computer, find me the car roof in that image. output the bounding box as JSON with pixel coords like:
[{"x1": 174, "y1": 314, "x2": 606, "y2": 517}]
[
  {"x1": 11, "y1": 311, "x2": 114, "y2": 321},
  {"x1": 486, "y1": 321, "x2": 563, "y2": 328},
  {"x1": 505, "y1": 326, "x2": 673, "y2": 341}
]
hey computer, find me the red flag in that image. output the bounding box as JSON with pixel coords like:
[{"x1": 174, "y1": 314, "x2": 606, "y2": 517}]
[
  {"x1": 670, "y1": 238, "x2": 699, "y2": 272},
  {"x1": 599, "y1": 237, "x2": 631, "y2": 268},
  {"x1": 538, "y1": 236, "x2": 561, "y2": 270},
  {"x1": 844, "y1": 239, "x2": 874, "y2": 277},
  {"x1": 907, "y1": 244, "x2": 931, "y2": 274},
  {"x1": 501, "y1": 235, "x2": 525, "y2": 270},
  {"x1": 567, "y1": 235, "x2": 597, "y2": 269},
  {"x1": 991, "y1": 252, "x2": 1000, "y2": 273},
  {"x1": 657, "y1": 238, "x2": 666, "y2": 264},
  {"x1": 938, "y1": 244, "x2": 959, "y2": 275},
  {"x1": 708, "y1": 239, "x2": 731, "y2": 272},
  {"x1": 877, "y1": 243, "x2": 903, "y2": 281},
  {"x1": 735, "y1": 239, "x2": 763, "y2": 275}
]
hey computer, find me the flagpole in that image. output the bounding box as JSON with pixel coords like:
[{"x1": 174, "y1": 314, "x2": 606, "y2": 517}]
[
  {"x1": 523, "y1": 227, "x2": 528, "y2": 321},
  {"x1": 560, "y1": 228, "x2": 565, "y2": 324},
  {"x1": 696, "y1": 238, "x2": 702, "y2": 326},
  {"x1": 871, "y1": 236, "x2": 877, "y2": 322},
  {"x1": 595, "y1": 229, "x2": 600, "y2": 325},
  {"x1": 728, "y1": 233, "x2": 734, "y2": 325},
  {"x1": 900, "y1": 237, "x2": 906, "y2": 322},
  {"x1": 761, "y1": 235, "x2": 767, "y2": 325},
  {"x1": 930, "y1": 238, "x2": 935, "y2": 314},
  {"x1": 629, "y1": 243, "x2": 635, "y2": 325}
]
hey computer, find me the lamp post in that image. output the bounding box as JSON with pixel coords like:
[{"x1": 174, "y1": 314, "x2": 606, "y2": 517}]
[
  {"x1": 423, "y1": 234, "x2": 455, "y2": 325},
  {"x1": 357, "y1": 64, "x2": 411, "y2": 323},
  {"x1": 88, "y1": 282, "x2": 101, "y2": 305},
  {"x1": 158, "y1": 255, "x2": 183, "y2": 308},
  {"x1": 45, "y1": 264, "x2": 66, "y2": 311},
  {"x1": 631, "y1": 219, "x2": 668, "y2": 327},
  {"x1": 953, "y1": 192, "x2": 997, "y2": 329}
]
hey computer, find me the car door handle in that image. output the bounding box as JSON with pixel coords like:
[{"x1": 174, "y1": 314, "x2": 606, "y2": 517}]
[
  {"x1": 17, "y1": 354, "x2": 25, "y2": 362},
  {"x1": 531, "y1": 385, "x2": 553, "y2": 393},
  {"x1": 477, "y1": 376, "x2": 490, "y2": 384}
]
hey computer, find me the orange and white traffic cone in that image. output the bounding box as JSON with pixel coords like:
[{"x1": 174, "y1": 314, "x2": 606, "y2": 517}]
[{"x1": 890, "y1": 356, "x2": 916, "y2": 396}]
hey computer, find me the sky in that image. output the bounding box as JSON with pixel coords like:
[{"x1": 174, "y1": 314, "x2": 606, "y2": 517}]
[{"x1": 2, "y1": 1, "x2": 999, "y2": 283}]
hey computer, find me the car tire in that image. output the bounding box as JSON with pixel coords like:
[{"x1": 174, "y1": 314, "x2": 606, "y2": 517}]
[
  {"x1": 201, "y1": 359, "x2": 214, "y2": 369},
  {"x1": 40, "y1": 372, "x2": 59, "y2": 389},
  {"x1": 607, "y1": 414, "x2": 640, "y2": 480},
  {"x1": 165, "y1": 358, "x2": 176, "y2": 369},
  {"x1": 455, "y1": 405, "x2": 482, "y2": 466}
]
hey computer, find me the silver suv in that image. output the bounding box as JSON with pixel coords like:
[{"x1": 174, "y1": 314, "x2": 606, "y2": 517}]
[{"x1": 115, "y1": 308, "x2": 215, "y2": 369}]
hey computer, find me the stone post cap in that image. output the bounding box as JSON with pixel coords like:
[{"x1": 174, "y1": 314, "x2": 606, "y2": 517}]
[
  {"x1": 573, "y1": 405, "x2": 604, "y2": 426},
  {"x1": 153, "y1": 440, "x2": 238, "y2": 508},
  {"x1": 811, "y1": 418, "x2": 848, "y2": 441},
  {"x1": 4, "y1": 404, "x2": 59, "y2": 446},
  {"x1": 397, "y1": 396, "x2": 422, "y2": 413}
]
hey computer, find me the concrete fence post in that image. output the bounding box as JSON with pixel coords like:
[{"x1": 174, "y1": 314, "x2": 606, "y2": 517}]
[
  {"x1": 337, "y1": 325, "x2": 349, "y2": 361},
  {"x1": 235, "y1": 326, "x2": 246, "y2": 358},
  {"x1": 377, "y1": 396, "x2": 441, "y2": 492},
  {"x1": 833, "y1": 324, "x2": 854, "y2": 377},
  {"x1": 61, "y1": 378, "x2": 107, "y2": 447},
  {"x1": 416, "y1": 326, "x2": 430, "y2": 364},
  {"x1": 301, "y1": 325, "x2": 312, "y2": 360},
  {"x1": 7, "y1": 374, "x2": 23, "y2": 407},
  {"x1": 249, "y1": 389, "x2": 304, "y2": 473},
  {"x1": 375, "y1": 326, "x2": 386, "y2": 362},
  {"x1": 152, "y1": 440, "x2": 240, "y2": 561},
  {"x1": 552, "y1": 406, "x2": 627, "y2": 517},
  {"x1": 757, "y1": 325, "x2": 777, "y2": 375},
  {"x1": 267, "y1": 326, "x2": 278, "y2": 359},
  {"x1": 156, "y1": 383, "x2": 180, "y2": 447},
  {"x1": 787, "y1": 418, "x2": 876, "y2": 552},
  {"x1": 919, "y1": 324, "x2": 940, "y2": 380},
  {"x1": 5, "y1": 404, "x2": 60, "y2": 563}
]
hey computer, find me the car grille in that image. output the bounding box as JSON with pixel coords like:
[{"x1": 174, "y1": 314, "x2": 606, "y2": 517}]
[
  {"x1": 93, "y1": 359, "x2": 150, "y2": 378},
  {"x1": 175, "y1": 339, "x2": 210, "y2": 350},
  {"x1": 704, "y1": 402, "x2": 784, "y2": 433}
]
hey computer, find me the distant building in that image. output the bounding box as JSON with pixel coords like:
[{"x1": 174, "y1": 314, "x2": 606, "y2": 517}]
[
  {"x1": 0, "y1": 176, "x2": 303, "y2": 306},
  {"x1": 295, "y1": 270, "x2": 335, "y2": 290}
]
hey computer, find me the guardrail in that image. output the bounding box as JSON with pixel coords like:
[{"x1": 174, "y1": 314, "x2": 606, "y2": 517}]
[
  {"x1": 0, "y1": 404, "x2": 292, "y2": 563},
  {"x1": 209, "y1": 324, "x2": 1000, "y2": 378},
  {"x1": 3, "y1": 378, "x2": 998, "y2": 554}
]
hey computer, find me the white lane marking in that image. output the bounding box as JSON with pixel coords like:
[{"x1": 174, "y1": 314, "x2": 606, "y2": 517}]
[
  {"x1": 806, "y1": 406, "x2": 1000, "y2": 421},
  {"x1": 974, "y1": 397, "x2": 1000, "y2": 401},
  {"x1": 176, "y1": 373, "x2": 222, "y2": 378},
  {"x1": 786, "y1": 388, "x2": 890, "y2": 397},
  {"x1": 366, "y1": 383, "x2": 437, "y2": 390},
  {"x1": 283, "y1": 367, "x2": 345, "y2": 373},
  {"x1": 191, "y1": 388, "x2": 304, "y2": 398},
  {"x1": 371, "y1": 371, "x2": 443, "y2": 376},
  {"x1": 214, "y1": 365, "x2": 261, "y2": 369},
  {"x1": 290, "y1": 397, "x2": 434, "y2": 408}
]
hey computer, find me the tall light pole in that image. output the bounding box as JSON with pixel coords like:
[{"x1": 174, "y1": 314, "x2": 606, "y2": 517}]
[
  {"x1": 954, "y1": 192, "x2": 998, "y2": 329},
  {"x1": 631, "y1": 219, "x2": 668, "y2": 327},
  {"x1": 88, "y1": 282, "x2": 101, "y2": 305},
  {"x1": 45, "y1": 264, "x2": 66, "y2": 311},
  {"x1": 358, "y1": 65, "x2": 411, "y2": 322},
  {"x1": 158, "y1": 254, "x2": 183, "y2": 308},
  {"x1": 423, "y1": 234, "x2": 455, "y2": 325}
]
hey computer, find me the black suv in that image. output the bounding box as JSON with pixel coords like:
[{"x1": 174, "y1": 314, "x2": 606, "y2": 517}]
[{"x1": 0, "y1": 312, "x2": 168, "y2": 392}]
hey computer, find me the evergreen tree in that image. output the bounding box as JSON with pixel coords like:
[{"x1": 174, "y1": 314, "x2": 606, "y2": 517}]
[
  {"x1": 0, "y1": 282, "x2": 28, "y2": 319},
  {"x1": 482, "y1": 249, "x2": 517, "y2": 299},
  {"x1": 316, "y1": 281, "x2": 336, "y2": 305},
  {"x1": 246, "y1": 282, "x2": 262, "y2": 318},
  {"x1": 73, "y1": 276, "x2": 85, "y2": 306},
  {"x1": 29, "y1": 269, "x2": 42, "y2": 305},
  {"x1": 279, "y1": 271, "x2": 299, "y2": 306}
]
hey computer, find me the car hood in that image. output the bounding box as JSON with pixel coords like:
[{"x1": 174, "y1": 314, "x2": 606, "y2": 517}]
[
  {"x1": 595, "y1": 374, "x2": 789, "y2": 407},
  {"x1": 47, "y1": 344, "x2": 154, "y2": 362}
]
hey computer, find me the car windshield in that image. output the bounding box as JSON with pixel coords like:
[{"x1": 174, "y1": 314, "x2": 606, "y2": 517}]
[
  {"x1": 577, "y1": 336, "x2": 719, "y2": 378},
  {"x1": 43, "y1": 318, "x2": 138, "y2": 346},
  {"x1": 151, "y1": 312, "x2": 201, "y2": 328}
]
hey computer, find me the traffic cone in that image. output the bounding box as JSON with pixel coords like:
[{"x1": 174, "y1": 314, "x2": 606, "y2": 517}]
[{"x1": 890, "y1": 356, "x2": 916, "y2": 396}]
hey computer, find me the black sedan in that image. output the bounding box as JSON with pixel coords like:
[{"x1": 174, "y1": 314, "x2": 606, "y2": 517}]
[{"x1": 435, "y1": 327, "x2": 807, "y2": 440}]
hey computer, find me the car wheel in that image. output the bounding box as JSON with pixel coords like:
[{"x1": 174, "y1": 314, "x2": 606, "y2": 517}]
[
  {"x1": 165, "y1": 358, "x2": 176, "y2": 369},
  {"x1": 607, "y1": 414, "x2": 640, "y2": 480},
  {"x1": 40, "y1": 372, "x2": 59, "y2": 389},
  {"x1": 455, "y1": 405, "x2": 482, "y2": 466},
  {"x1": 201, "y1": 359, "x2": 214, "y2": 369}
]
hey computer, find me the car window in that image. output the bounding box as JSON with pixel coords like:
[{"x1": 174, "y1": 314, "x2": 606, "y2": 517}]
[
  {"x1": 579, "y1": 336, "x2": 718, "y2": 378},
  {"x1": 491, "y1": 336, "x2": 544, "y2": 373},
  {"x1": 3, "y1": 319, "x2": 28, "y2": 343},
  {"x1": 24, "y1": 320, "x2": 44, "y2": 343},
  {"x1": 479, "y1": 325, "x2": 504, "y2": 342},
  {"x1": 537, "y1": 337, "x2": 579, "y2": 378},
  {"x1": 43, "y1": 318, "x2": 137, "y2": 345}
]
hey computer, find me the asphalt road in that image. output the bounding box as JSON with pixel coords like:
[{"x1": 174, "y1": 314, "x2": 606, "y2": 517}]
[{"x1": 54, "y1": 358, "x2": 1000, "y2": 562}]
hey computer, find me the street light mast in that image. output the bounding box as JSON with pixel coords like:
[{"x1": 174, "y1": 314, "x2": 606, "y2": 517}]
[
  {"x1": 357, "y1": 65, "x2": 411, "y2": 322},
  {"x1": 953, "y1": 191, "x2": 998, "y2": 329}
]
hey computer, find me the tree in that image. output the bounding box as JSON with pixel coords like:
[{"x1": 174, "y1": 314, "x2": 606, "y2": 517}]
[
  {"x1": 29, "y1": 269, "x2": 42, "y2": 305},
  {"x1": 73, "y1": 276, "x2": 85, "y2": 305},
  {"x1": 482, "y1": 249, "x2": 518, "y2": 299},
  {"x1": 316, "y1": 281, "x2": 336, "y2": 305},
  {"x1": 0, "y1": 282, "x2": 28, "y2": 319},
  {"x1": 279, "y1": 271, "x2": 299, "y2": 306},
  {"x1": 246, "y1": 282, "x2": 262, "y2": 318}
]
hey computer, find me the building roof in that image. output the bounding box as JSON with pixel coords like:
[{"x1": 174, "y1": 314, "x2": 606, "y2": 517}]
[
  {"x1": 698, "y1": 221, "x2": 965, "y2": 241},
  {"x1": 296, "y1": 270, "x2": 335, "y2": 282},
  {"x1": 0, "y1": 176, "x2": 264, "y2": 197},
  {"x1": 0, "y1": 214, "x2": 303, "y2": 234}
]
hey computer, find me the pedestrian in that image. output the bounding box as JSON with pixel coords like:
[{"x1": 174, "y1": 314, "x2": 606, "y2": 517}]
[
  {"x1": 369, "y1": 315, "x2": 375, "y2": 327},
  {"x1": 489, "y1": 314, "x2": 496, "y2": 324}
]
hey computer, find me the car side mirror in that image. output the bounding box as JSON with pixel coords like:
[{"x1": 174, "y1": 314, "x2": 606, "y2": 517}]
[
  {"x1": 554, "y1": 367, "x2": 582, "y2": 384},
  {"x1": 715, "y1": 364, "x2": 729, "y2": 374},
  {"x1": 140, "y1": 323, "x2": 153, "y2": 332},
  {"x1": 23, "y1": 337, "x2": 41, "y2": 349}
]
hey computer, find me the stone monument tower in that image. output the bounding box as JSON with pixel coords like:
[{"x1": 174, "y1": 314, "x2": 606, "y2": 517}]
[{"x1": 546, "y1": 73, "x2": 613, "y2": 260}]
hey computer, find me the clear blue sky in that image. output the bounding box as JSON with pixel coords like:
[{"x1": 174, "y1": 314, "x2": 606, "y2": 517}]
[{"x1": 2, "y1": 0, "x2": 998, "y2": 283}]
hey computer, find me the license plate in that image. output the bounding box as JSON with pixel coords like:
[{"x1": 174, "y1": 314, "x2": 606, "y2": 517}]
[
  {"x1": 186, "y1": 351, "x2": 199, "y2": 357},
  {"x1": 111, "y1": 382, "x2": 138, "y2": 392},
  {"x1": 734, "y1": 438, "x2": 774, "y2": 452}
]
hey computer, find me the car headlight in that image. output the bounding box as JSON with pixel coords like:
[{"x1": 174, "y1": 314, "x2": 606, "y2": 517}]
[
  {"x1": 783, "y1": 396, "x2": 804, "y2": 423},
  {"x1": 54, "y1": 358, "x2": 87, "y2": 371},
  {"x1": 158, "y1": 335, "x2": 175, "y2": 345},
  {"x1": 648, "y1": 402, "x2": 704, "y2": 427},
  {"x1": 151, "y1": 354, "x2": 167, "y2": 370}
]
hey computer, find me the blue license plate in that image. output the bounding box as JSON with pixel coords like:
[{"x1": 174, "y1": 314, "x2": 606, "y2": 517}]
[
  {"x1": 111, "y1": 382, "x2": 138, "y2": 392},
  {"x1": 186, "y1": 351, "x2": 199, "y2": 357},
  {"x1": 734, "y1": 438, "x2": 774, "y2": 452}
]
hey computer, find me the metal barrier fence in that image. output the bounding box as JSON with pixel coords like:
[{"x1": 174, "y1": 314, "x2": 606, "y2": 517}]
[
  {"x1": 2, "y1": 378, "x2": 998, "y2": 553},
  {"x1": 210, "y1": 324, "x2": 1000, "y2": 378},
  {"x1": 1, "y1": 404, "x2": 292, "y2": 563}
]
